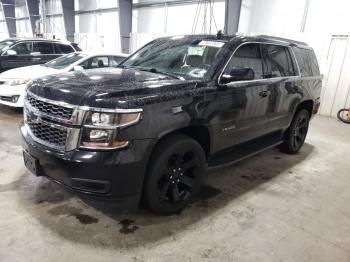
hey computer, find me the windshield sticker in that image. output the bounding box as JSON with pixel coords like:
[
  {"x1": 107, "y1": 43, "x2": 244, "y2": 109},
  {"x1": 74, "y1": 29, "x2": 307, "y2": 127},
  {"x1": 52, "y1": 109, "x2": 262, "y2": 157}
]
[{"x1": 198, "y1": 41, "x2": 224, "y2": 48}]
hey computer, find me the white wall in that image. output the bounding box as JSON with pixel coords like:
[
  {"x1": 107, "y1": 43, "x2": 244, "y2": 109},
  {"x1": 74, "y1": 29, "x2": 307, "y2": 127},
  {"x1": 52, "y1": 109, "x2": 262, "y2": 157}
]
[
  {"x1": 133, "y1": 1, "x2": 225, "y2": 34},
  {"x1": 131, "y1": 0, "x2": 225, "y2": 52},
  {"x1": 239, "y1": 0, "x2": 350, "y2": 117},
  {"x1": 15, "y1": 4, "x2": 32, "y2": 37},
  {"x1": 0, "y1": 5, "x2": 8, "y2": 40},
  {"x1": 239, "y1": 0, "x2": 305, "y2": 34},
  {"x1": 44, "y1": 0, "x2": 66, "y2": 39},
  {"x1": 74, "y1": 0, "x2": 120, "y2": 53}
]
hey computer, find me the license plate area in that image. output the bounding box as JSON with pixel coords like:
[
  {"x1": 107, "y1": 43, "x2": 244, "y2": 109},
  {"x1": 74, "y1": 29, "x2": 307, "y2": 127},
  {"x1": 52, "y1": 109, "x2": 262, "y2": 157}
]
[{"x1": 23, "y1": 151, "x2": 41, "y2": 176}]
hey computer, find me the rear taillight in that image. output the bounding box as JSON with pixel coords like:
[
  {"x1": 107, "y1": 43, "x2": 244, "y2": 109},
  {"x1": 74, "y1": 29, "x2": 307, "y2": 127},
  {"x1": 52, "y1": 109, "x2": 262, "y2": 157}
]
[{"x1": 313, "y1": 98, "x2": 321, "y2": 114}]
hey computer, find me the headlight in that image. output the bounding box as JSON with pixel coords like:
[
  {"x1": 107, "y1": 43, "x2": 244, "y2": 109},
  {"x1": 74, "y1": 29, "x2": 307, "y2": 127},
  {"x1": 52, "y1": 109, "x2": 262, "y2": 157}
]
[
  {"x1": 84, "y1": 111, "x2": 141, "y2": 128},
  {"x1": 6, "y1": 79, "x2": 31, "y2": 86},
  {"x1": 79, "y1": 111, "x2": 141, "y2": 149}
]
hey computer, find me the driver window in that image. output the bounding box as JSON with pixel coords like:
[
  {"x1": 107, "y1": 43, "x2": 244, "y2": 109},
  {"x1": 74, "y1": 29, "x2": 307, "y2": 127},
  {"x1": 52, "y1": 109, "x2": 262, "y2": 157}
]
[
  {"x1": 224, "y1": 43, "x2": 264, "y2": 80},
  {"x1": 9, "y1": 42, "x2": 33, "y2": 55}
]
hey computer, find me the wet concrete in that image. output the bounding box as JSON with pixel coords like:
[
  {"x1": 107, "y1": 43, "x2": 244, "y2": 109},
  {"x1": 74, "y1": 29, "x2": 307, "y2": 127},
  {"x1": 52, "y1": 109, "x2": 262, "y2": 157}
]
[{"x1": 1, "y1": 104, "x2": 350, "y2": 261}]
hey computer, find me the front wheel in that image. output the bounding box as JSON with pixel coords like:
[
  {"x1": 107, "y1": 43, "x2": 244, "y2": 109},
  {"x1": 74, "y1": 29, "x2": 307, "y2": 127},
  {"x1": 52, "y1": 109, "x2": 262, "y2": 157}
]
[
  {"x1": 337, "y1": 109, "x2": 350, "y2": 124},
  {"x1": 143, "y1": 134, "x2": 206, "y2": 215},
  {"x1": 279, "y1": 109, "x2": 310, "y2": 154}
]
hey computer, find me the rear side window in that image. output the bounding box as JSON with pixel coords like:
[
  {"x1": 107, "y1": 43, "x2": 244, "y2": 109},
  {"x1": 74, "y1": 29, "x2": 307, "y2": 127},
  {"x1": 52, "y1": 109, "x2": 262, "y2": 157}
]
[
  {"x1": 54, "y1": 43, "x2": 74, "y2": 54},
  {"x1": 33, "y1": 42, "x2": 54, "y2": 54},
  {"x1": 293, "y1": 47, "x2": 314, "y2": 77},
  {"x1": 265, "y1": 45, "x2": 296, "y2": 77},
  {"x1": 224, "y1": 43, "x2": 264, "y2": 79}
]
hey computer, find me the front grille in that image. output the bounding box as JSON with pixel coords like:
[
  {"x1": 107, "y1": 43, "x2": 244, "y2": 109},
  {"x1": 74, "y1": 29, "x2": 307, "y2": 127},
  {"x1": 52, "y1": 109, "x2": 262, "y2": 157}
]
[
  {"x1": 27, "y1": 94, "x2": 74, "y2": 120},
  {"x1": 0, "y1": 96, "x2": 12, "y2": 102},
  {"x1": 26, "y1": 115, "x2": 68, "y2": 148}
]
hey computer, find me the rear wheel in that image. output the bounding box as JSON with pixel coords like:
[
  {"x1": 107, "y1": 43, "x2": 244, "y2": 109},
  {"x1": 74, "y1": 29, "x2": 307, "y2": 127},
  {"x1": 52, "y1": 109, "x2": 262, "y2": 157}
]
[
  {"x1": 143, "y1": 135, "x2": 206, "y2": 215},
  {"x1": 279, "y1": 109, "x2": 310, "y2": 154},
  {"x1": 337, "y1": 109, "x2": 350, "y2": 124}
]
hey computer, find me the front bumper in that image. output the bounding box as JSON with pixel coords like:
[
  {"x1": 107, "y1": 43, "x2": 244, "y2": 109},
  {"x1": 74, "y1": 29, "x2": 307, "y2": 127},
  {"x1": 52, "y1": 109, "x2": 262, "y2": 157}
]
[
  {"x1": 20, "y1": 123, "x2": 156, "y2": 210},
  {"x1": 0, "y1": 84, "x2": 26, "y2": 107}
]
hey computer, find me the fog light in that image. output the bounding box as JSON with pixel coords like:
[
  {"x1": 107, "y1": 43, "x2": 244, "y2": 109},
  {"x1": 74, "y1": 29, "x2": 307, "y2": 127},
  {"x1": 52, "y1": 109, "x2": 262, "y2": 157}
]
[
  {"x1": 80, "y1": 128, "x2": 129, "y2": 149},
  {"x1": 11, "y1": 95, "x2": 20, "y2": 103}
]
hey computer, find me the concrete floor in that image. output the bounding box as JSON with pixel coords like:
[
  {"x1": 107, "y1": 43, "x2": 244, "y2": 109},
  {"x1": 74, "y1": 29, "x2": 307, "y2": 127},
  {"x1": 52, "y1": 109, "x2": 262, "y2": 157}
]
[{"x1": 0, "y1": 105, "x2": 350, "y2": 262}]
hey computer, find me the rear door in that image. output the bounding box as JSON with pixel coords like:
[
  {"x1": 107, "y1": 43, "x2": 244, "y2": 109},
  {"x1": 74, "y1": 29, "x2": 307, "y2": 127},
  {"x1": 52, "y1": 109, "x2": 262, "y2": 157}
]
[
  {"x1": 211, "y1": 43, "x2": 274, "y2": 151},
  {"x1": 263, "y1": 44, "x2": 302, "y2": 133},
  {"x1": 33, "y1": 41, "x2": 56, "y2": 63}
]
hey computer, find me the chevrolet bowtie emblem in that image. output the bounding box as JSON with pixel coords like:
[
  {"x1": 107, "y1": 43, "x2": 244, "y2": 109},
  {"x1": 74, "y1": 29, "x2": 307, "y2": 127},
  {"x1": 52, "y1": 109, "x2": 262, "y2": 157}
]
[{"x1": 31, "y1": 116, "x2": 42, "y2": 124}]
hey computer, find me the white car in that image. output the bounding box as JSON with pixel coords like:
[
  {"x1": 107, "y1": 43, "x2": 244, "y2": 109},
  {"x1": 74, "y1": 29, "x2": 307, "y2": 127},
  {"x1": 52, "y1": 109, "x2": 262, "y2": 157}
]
[{"x1": 0, "y1": 52, "x2": 128, "y2": 107}]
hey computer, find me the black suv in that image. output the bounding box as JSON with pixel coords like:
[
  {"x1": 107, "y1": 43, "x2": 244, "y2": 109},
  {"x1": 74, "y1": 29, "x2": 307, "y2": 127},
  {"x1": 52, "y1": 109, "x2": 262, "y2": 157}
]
[
  {"x1": 0, "y1": 38, "x2": 81, "y2": 72},
  {"x1": 21, "y1": 35, "x2": 322, "y2": 214}
]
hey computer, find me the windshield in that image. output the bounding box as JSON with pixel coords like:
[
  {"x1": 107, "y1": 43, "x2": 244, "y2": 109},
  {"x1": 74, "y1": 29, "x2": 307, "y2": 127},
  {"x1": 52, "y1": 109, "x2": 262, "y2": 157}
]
[
  {"x1": 0, "y1": 40, "x2": 14, "y2": 52},
  {"x1": 44, "y1": 53, "x2": 87, "y2": 69},
  {"x1": 121, "y1": 37, "x2": 225, "y2": 80}
]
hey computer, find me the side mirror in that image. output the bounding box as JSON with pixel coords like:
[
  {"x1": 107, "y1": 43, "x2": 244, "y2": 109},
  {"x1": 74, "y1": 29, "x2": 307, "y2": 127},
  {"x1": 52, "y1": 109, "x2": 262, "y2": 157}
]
[
  {"x1": 73, "y1": 65, "x2": 84, "y2": 71},
  {"x1": 221, "y1": 67, "x2": 255, "y2": 84},
  {"x1": 6, "y1": 49, "x2": 17, "y2": 56}
]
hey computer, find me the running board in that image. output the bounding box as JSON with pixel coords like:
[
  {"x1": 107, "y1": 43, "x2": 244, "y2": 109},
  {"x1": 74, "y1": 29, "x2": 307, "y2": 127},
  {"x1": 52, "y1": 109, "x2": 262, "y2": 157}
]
[{"x1": 207, "y1": 133, "x2": 283, "y2": 170}]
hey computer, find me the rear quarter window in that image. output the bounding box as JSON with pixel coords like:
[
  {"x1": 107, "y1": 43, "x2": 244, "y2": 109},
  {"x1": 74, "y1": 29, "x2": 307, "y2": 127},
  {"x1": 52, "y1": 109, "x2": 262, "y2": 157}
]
[
  {"x1": 54, "y1": 43, "x2": 74, "y2": 54},
  {"x1": 309, "y1": 50, "x2": 320, "y2": 76},
  {"x1": 293, "y1": 47, "x2": 319, "y2": 77}
]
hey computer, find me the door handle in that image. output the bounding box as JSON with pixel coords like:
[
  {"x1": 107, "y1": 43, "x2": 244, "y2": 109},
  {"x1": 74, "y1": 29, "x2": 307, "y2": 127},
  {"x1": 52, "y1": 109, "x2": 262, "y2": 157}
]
[
  {"x1": 31, "y1": 58, "x2": 41, "y2": 61},
  {"x1": 259, "y1": 90, "x2": 271, "y2": 97}
]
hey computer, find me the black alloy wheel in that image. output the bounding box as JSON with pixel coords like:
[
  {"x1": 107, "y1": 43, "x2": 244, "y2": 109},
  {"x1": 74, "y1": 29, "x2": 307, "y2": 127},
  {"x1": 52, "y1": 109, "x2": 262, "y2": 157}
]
[
  {"x1": 143, "y1": 134, "x2": 206, "y2": 214},
  {"x1": 291, "y1": 111, "x2": 309, "y2": 149},
  {"x1": 279, "y1": 109, "x2": 310, "y2": 154},
  {"x1": 158, "y1": 149, "x2": 200, "y2": 204}
]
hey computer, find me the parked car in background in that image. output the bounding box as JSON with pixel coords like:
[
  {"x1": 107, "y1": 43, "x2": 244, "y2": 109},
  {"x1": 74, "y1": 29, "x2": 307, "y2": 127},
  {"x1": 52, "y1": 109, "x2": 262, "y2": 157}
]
[
  {"x1": 0, "y1": 52, "x2": 127, "y2": 107},
  {"x1": 0, "y1": 38, "x2": 81, "y2": 72},
  {"x1": 21, "y1": 35, "x2": 321, "y2": 214}
]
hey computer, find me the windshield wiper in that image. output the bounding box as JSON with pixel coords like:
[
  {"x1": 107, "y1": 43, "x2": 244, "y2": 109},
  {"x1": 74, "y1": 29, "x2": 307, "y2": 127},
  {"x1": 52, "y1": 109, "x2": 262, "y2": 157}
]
[{"x1": 138, "y1": 67, "x2": 183, "y2": 80}]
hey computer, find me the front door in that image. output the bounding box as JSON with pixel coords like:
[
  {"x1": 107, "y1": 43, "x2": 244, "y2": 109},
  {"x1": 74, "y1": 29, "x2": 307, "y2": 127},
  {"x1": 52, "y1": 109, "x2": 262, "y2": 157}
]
[
  {"x1": 4, "y1": 41, "x2": 34, "y2": 69},
  {"x1": 262, "y1": 44, "x2": 303, "y2": 133},
  {"x1": 210, "y1": 43, "x2": 274, "y2": 152}
]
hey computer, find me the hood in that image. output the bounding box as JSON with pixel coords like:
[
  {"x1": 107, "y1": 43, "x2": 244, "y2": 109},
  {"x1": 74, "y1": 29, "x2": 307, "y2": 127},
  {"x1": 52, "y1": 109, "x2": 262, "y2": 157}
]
[
  {"x1": 27, "y1": 68, "x2": 200, "y2": 108},
  {"x1": 0, "y1": 64, "x2": 61, "y2": 80}
]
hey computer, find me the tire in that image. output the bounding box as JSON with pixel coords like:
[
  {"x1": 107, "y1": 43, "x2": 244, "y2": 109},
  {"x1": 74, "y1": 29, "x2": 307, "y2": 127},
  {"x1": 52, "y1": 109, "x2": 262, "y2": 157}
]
[
  {"x1": 143, "y1": 134, "x2": 206, "y2": 215},
  {"x1": 279, "y1": 109, "x2": 310, "y2": 154},
  {"x1": 337, "y1": 109, "x2": 350, "y2": 124}
]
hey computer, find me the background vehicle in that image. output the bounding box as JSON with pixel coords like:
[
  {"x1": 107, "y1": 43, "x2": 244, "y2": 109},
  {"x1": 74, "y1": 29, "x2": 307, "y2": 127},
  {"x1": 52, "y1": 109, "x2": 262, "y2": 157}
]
[
  {"x1": 21, "y1": 35, "x2": 322, "y2": 214},
  {"x1": 0, "y1": 52, "x2": 128, "y2": 107},
  {"x1": 0, "y1": 38, "x2": 81, "y2": 72},
  {"x1": 337, "y1": 106, "x2": 350, "y2": 123}
]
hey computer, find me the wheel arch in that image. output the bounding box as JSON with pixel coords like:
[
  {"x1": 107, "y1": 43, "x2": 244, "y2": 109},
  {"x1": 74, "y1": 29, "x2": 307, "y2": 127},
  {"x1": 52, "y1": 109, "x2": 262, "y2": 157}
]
[
  {"x1": 296, "y1": 99, "x2": 314, "y2": 118},
  {"x1": 155, "y1": 125, "x2": 212, "y2": 159}
]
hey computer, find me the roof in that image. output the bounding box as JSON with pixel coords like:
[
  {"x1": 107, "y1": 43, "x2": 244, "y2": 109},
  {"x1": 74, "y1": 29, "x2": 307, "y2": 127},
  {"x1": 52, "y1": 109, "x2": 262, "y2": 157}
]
[
  {"x1": 76, "y1": 52, "x2": 129, "y2": 57},
  {"x1": 160, "y1": 34, "x2": 309, "y2": 48},
  {"x1": 252, "y1": 35, "x2": 309, "y2": 47},
  {"x1": 1, "y1": 37, "x2": 73, "y2": 44}
]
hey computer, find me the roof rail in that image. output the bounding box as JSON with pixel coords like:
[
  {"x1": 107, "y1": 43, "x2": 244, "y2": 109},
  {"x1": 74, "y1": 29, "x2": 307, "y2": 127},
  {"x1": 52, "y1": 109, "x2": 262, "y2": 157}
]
[{"x1": 255, "y1": 35, "x2": 308, "y2": 46}]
